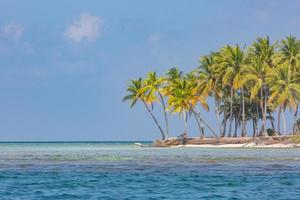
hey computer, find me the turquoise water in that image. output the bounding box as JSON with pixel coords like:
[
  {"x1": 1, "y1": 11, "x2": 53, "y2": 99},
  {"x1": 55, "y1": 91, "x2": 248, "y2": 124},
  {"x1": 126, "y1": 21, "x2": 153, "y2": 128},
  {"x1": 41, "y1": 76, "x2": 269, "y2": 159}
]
[{"x1": 1, "y1": 142, "x2": 300, "y2": 199}]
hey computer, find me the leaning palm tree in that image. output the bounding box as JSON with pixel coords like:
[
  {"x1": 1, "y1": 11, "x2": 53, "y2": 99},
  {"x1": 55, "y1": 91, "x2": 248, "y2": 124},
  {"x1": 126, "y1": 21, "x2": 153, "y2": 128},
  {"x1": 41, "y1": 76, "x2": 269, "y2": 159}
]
[
  {"x1": 166, "y1": 78, "x2": 194, "y2": 134},
  {"x1": 197, "y1": 53, "x2": 223, "y2": 136},
  {"x1": 267, "y1": 64, "x2": 300, "y2": 135},
  {"x1": 167, "y1": 73, "x2": 218, "y2": 138},
  {"x1": 123, "y1": 78, "x2": 166, "y2": 140},
  {"x1": 144, "y1": 72, "x2": 170, "y2": 138}
]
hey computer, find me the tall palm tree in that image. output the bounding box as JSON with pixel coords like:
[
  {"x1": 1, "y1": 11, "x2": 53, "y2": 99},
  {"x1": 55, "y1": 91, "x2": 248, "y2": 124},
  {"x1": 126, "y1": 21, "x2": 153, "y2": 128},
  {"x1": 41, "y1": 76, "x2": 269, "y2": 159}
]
[
  {"x1": 144, "y1": 72, "x2": 170, "y2": 138},
  {"x1": 198, "y1": 53, "x2": 223, "y2": 136},
  {"x1": 245, "y1": 36, "x2": 275, "y2": 136},
  {"x1": 123, "y1": 78, "x2": 166, "y2": 140},
  {"x1": 166, "y1": 78, "x2": 195, "y2": 134},
  {"x1": 166, "y1": 75, "x2": 217, "y2": 138},
  {"x1": 268, "y1": 65, "x2": 300, "y2": 134},
  {"x1": 215, "y1": 45, "x2": 246, "y2": 137},
  {"x1": 279, "y1": 36, "x2": 300, "y2": 127}
]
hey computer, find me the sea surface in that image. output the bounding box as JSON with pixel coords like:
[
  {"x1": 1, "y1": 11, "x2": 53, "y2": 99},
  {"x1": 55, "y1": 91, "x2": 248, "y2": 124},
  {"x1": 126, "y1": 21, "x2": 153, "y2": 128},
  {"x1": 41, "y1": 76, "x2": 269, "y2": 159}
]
[{"x1": 0, "y1": 142, "x2": 300, "y2": 199}]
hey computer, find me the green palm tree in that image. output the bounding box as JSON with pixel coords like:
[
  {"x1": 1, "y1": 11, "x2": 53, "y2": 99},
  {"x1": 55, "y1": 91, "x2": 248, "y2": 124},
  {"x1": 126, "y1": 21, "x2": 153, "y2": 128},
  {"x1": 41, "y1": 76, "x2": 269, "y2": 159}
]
[
  {"x1": 123, "y1": 78, "x2": 166, "y2": 140},
  {"x1": 215, "y1": 45, "x2": 246, "y2": 137},
  {"x1": 166, "y1": 75, "x2": 217, "y2": 138},
  {"x1": 166, "y1": 78, "x2": 194, "y2": 134},
  {"x1": 198, "y1": 53, "x2": 223, "y2": 136},
  {"x1": 280, "y1": 36, "x2": 300, "y2": 76},
  {"x1": 144, "y1": 72, "x2": 170, "y2": 138},
  {"x1": 268, "y1": 65, "x2": 300, "y2": 134},
  {"x1": 279, "y1": 36, "x2": 300, "y2": 127},
  {"x1": 245, "y1": 36, "x2": 275, "y2": 136}
]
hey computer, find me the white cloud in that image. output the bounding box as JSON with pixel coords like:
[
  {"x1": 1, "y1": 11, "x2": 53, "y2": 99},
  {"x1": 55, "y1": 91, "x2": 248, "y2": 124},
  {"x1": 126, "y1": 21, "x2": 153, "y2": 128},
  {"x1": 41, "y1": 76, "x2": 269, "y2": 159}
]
[
  {"x1": 0, "y1": 22, "x2": 24, "y2": 41},
  {"x1": 64, "y1": 13, "x2": 103, "y2": 43},
  {"x1": 147, "y1": 33, "x2": 163, "y2": 45}
]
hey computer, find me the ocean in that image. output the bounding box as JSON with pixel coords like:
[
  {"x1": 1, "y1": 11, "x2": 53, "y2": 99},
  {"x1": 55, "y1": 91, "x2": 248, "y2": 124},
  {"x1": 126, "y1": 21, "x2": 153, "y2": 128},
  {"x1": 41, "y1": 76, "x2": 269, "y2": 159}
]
[{"x1": 0, "y1": 142, "x2": 300, "y2": 199}]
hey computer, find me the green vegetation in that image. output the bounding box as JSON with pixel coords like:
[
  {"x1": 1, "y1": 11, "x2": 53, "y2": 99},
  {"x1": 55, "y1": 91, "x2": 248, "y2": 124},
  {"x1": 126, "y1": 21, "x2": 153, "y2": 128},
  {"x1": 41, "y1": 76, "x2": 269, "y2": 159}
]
[
  {"x1": 291, "y1": 134, "x2": 300, "y2": 144},
  {"x1": 123, "y1": 36, "x2": 300, "y2": 140}
]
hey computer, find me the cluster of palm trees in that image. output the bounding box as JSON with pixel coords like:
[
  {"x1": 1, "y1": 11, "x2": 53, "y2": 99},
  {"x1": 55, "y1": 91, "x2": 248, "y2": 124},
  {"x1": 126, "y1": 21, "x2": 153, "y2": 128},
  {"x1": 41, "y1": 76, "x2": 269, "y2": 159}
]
[{"x1": 124, "y1": 36, "x2": 300, "y2": 140}]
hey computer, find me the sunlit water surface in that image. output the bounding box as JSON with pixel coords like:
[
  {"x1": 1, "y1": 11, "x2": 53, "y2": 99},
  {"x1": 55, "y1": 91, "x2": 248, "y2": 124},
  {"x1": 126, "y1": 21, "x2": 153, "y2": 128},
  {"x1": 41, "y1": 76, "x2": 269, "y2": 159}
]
[{"x1": 0, "y1": 142, "x2": 300, "y2": 199}]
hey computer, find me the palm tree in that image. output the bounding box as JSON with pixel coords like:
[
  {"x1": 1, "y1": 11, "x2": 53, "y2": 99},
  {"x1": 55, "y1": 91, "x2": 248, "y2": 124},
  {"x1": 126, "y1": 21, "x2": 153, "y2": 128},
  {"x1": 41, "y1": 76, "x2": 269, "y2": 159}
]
[
  {"x1": 280, "y1": 36, "x2": 300, "y2": 76},
  {"x1": 123, "y1": 78, "x2": 166, "y2": 140},
  {"x1": 166, "y1": 75, "x2": 217, "y2": 138},
  {"x1": 144, "y1": 72, "x2": 170, "y2": 138},
  {"x1": 198, "y1": 53, "x2": 223, "y2": 136},
  {"x1": 215, "y1": 45, "x2": 246, "y2": 137},
  {"x1": 124, "y1": 35, "x2": 300, "y2": 141},
  {"x1": 268, "y1": 65, "x2": 300, "y2": 134},
  {"x1": 166, "y1": 78, "x2": 195, "y2": 135},
  {"x1": 245, "y1": 36, "x2": 275, "y2": 136},
  {"x1": 279, "y1": 36, "x2": 300, "y2": 127}
]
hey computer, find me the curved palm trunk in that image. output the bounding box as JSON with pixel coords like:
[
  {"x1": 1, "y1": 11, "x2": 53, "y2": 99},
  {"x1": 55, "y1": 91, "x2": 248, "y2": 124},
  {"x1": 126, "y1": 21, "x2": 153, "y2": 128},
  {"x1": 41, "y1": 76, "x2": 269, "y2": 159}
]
[
  {"x1": 158, "y1": 91, "x2": 169, "y2": 138},
  {"x1": 193, "y1": 112, "x2": 204, "y2": 138},
  {"x1": 192, "y1": 109, "x2": 219, "y2": 139},
  {"x1": 142, "y1": 100, "x2": 166, "y2": 140},
  {"x1": 215, "y1": 98, "x2": 222, "y2": 136},
  {"x1": 196, "y1": 105, "x2": 205, "y2": 137}
]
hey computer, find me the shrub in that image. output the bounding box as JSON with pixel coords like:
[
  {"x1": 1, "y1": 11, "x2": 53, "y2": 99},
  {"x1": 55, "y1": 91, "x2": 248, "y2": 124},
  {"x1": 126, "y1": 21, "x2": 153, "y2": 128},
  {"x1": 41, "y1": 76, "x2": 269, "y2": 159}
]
[
  {"x1": 267, "y1": 128, "x2": 275, "y2": 136},
  {"x1": 291, "y1": 134, "x2": 300, "y2": 144}
]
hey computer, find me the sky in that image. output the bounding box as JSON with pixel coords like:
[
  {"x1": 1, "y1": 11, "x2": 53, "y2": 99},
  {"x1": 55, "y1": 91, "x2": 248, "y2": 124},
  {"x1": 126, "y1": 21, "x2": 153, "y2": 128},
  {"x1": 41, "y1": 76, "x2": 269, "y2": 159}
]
[{"x1": 0, "y1": 0, "x2": 300, "y2": 141}]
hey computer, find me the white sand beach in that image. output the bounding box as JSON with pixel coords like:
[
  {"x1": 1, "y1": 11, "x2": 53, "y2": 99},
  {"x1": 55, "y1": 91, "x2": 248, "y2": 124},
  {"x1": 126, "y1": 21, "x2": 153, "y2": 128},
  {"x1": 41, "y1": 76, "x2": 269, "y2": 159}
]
[{"x1": 170, "y1": 143, "x2": 297, "y2": 148}]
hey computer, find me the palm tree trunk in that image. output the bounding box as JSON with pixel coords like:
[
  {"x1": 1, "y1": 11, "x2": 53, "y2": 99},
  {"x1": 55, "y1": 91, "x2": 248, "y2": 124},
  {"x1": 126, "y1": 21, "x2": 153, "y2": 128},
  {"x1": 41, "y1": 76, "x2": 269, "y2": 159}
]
[
  {"x1": 241, "y1": 88, "x2": 246, "y2": 137},
  {"x1": 221, "y1": 116, "x2": 227, "y2": 137},
  {"x1": 252, "y1": 119, "x2": 256, "y2": 137},
  {"x1": 281, "y1": 109, "x2": 287, "y2": 135},
  {"x1": 293, "y1": 104, "x2": 298, "y2": 134},
  {"x1": 263, "y1": 86, "x2": 268, "y2": 135},
  {"x1": 193, "y1": 112, "x2": 204, "y2": 138},
  {"x1": 142, "y1": 100, "x2": 165, "y2": 140},
  {"x1": 252, "y1": 119, "x2": 255, "y2": 137},
  {"x1": 268, "y1": 111, "x2": 275, "y2": 133},
  {"x1": 277, "y1": 107, "x2": 281, "y2": 136},
  {"x1": 192, "y1": 110, "x2": 219, "y2": 139},
  {"x1": 215, "y1": 98, "x2": 222, "y2": 136},
  {"x1": 196, "y1": 105, "x2": 205, "y2": 136},
  {"x1": 254, "y1": 104, "x2": 259, "y2": 137},
  {"x1": 158, "y1": 91, "x2": 169, "y2": 138},
  {"x1": 260, "y1": 87, "x2": 266, "y2": 136},
  {"x1": 228, "y1": 86, "x2": 234, "y2": 137},
  {"x1": 234, "y1": 117, "x2": 238, "y2": 137},
  {"x1": 183, "y1": 111, "x2": 188, "y2": 134}
]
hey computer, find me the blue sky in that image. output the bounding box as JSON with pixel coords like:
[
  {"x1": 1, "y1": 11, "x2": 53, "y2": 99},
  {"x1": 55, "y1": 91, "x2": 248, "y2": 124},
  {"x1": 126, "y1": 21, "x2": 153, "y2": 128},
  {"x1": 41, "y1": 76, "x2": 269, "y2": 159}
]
[{"x1": 0, "y1": 0, "x2": 300, "y2": 141}]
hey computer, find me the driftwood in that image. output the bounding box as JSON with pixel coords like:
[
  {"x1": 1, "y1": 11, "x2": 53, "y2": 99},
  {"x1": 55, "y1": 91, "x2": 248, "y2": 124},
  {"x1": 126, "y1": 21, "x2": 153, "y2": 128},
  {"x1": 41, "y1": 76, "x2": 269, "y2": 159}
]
[{"x1": 154, "y1": 136, "x2": 293, "y2": 147}]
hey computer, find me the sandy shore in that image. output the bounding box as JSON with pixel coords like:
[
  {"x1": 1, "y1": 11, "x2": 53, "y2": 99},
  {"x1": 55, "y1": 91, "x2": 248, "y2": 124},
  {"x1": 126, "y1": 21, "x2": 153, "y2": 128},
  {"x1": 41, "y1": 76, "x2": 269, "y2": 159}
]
[{"x1": 170, "y1": 143, "x2": 297, "y2": 148}]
